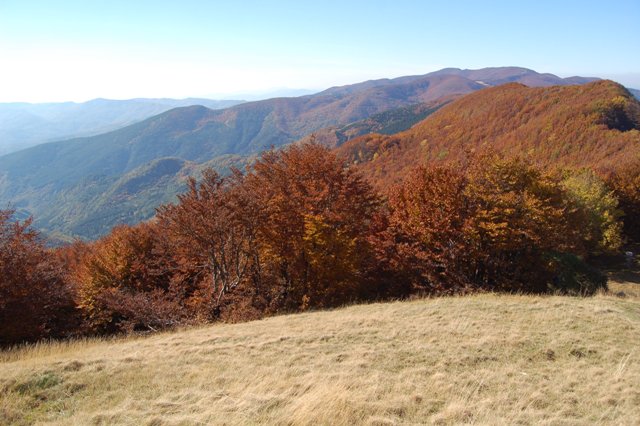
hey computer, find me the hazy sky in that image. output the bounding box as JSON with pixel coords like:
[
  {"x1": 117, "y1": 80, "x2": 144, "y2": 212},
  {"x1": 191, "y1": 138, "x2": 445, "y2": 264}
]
[{"x1": 0, "y1": 0, "x2": 638, "y2": 102}]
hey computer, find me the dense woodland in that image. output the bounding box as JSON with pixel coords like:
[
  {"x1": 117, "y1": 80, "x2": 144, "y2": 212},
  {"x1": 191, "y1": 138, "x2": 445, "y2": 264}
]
[
  {"x1": 1, "y1": 141, "x2": 638, "y2": 345},
  {"x1": 2, "y1": 79, "x2": 639, "y2": 345},
  {"x1": 337, "y1": 81, "x2": 640, "y2": 188}
]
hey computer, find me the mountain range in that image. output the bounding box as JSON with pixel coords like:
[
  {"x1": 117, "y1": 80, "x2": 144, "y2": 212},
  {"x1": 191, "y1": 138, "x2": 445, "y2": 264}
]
[
  {"x1": 0, "y1": 66, "x2": 635, "y2": 241},
  {"x1": 0, "y1": 98, "x2": 244, "y2": 155}
]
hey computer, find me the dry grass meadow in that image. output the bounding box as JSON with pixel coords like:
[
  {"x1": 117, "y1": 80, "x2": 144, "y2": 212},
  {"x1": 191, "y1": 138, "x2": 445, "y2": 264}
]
[{"x1": 1, "y1": 282, "x2": 639, "y2": 425}]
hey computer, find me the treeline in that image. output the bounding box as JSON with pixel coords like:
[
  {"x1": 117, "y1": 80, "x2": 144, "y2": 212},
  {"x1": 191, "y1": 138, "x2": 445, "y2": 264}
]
[{"x1": 1, "y1": 143, "x2": 638, "y2": 345}]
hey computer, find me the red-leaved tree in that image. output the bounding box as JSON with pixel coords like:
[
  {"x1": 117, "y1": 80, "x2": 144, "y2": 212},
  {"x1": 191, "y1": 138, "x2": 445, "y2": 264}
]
[{"x1": 0, "y1": 210, "x2": 76, "y2": 344}]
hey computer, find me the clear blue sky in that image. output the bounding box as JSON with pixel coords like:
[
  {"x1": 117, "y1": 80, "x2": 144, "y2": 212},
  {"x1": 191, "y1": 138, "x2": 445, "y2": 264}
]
[{"x1": 0, "y1": 0, "x2": 638, "y2": 102}]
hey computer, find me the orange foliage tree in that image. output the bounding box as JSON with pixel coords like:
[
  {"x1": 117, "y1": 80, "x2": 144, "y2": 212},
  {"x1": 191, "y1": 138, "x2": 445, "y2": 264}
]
[
  {"x1": 71, "y1": 222, "x2": 187, "y2": 333},
  {"x1": 371, "y1": 165, "x2": 473, "y2": 294},
  {"x1": 608, "y1": 159, "x2": 640, "y2": 242},
  {"x1": 376, "y1": 154, "x2": 604, "y2": 294},
  {"x1": 156, "y1": 143, "x2": 383, "y2": 319},
  {"x1": 244, "y1": 143, "x2": 382, "y2": 311},
  {"x1": 156, "y1": 169, "x2": 262, "y2": 320},
  {"x1": 464, "y1": 155, "x2": 581, "y2": 292}
]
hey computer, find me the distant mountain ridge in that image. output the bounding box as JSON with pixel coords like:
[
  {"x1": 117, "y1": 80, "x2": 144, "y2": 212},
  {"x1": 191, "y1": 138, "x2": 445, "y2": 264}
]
[
  {"x1": 427, "y1": 67, "x2": 599, "y2": 87},
  {"x1": 0, "y1": 67, "x2": 610, "y2": 240},
  {"x1": 301, "y1": 99, "x2": 455, "y2": 147},
  {"x1": 0, "y1": 98, "x2": 244, "y2": 155}
]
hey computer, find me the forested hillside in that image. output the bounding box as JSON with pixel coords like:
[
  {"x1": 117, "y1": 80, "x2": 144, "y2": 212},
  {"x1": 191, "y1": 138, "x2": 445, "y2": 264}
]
[
  {"x1": 300, "y1": 99, "x2": 452, "y2": 147},
  {"x1": 0, "y1": 98, "x2": 243, "y2": 155},
  {"x1": 3, "y1": 139, "x2": 637, "y2": 344},
  {"x1": 337, "y1": 80, "x2": 640, "y2": 188},
  {"x1": 1, "y1": 67, "x2": 599, "y2": 240}
]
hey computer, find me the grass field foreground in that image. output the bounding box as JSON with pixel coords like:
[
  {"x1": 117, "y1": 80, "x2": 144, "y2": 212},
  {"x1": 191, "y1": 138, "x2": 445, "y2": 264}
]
[{"x1": 1, "y1": 287, "x2": 639, "y2": 425}]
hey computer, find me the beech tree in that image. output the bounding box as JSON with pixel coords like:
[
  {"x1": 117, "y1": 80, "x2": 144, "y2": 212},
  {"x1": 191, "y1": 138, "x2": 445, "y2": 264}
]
[
  {"x1": 608, "y1": 160, "x2": 640, "y2": 242},
  {"x1": 71, "y1": 222, "x2": 184, "y2": 333},
  {"x1": 561, "y1": 169, "x2": 623, "y2": 253},
  {"x1": 464, "y1": 154, "x2": 579, "y2": 291},
  {"x1": 373, "y1": 165, "x2": 473, "y2": 293},
  {"x1": 156, "y1": 169, "x2": 261, "y2": 319},
  {"x1": 244, "y1": 143, "x2": 382, "y2": 310},
  {"x1": 0, "y1": 210, "x2": 76, "y2": 344},
  {"x1": 378, "y1": 154, "x2": 603, "y2": 294},
  {"x1": 157, "y1": 144, "x2": 383, "y2": 317}
]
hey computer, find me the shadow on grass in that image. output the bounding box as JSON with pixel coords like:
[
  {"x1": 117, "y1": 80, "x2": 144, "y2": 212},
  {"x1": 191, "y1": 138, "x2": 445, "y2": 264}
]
[
  {"x1": 608, "y1": 269, "x2": 640, "y2": 285},
  {"x1": 593, "y1": 243, "x2": 639, "y2": 276}
]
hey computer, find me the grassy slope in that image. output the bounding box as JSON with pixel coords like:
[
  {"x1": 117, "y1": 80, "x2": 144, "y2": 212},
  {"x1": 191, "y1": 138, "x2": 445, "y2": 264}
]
[{"x1": 1, "y1": 287, "x2": 639, "y2": 425}]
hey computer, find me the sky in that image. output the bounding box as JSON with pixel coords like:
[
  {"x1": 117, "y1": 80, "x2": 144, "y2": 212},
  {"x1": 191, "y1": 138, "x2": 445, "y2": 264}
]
[{"x1": 0, "y1": 0, "x2": 638, "y2": 102}]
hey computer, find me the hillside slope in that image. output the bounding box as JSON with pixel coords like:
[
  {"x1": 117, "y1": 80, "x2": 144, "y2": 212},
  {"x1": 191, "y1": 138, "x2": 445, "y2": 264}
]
[
  {"x1": 1, "y1": 293, "x2": 638, "y2": 425},
  {"x1": 338, "y1": 80, "x2": 640, "y2": 188},
  {"x1": 0, "y1": 153, "x2": 249, "y2": 240},
  {"x1": 0, "y1": 67, "x2": 606, "y2": 239},
  {"x1": 301, "y1": 98, "x2": 454, "y2": 148},
  {"x1": 0, "y1": 98, "x2": 243, "y2": 155}
]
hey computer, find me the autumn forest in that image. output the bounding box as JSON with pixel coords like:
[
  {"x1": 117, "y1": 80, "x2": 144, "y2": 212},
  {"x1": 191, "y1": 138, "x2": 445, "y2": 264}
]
[{"x1": 2, "y1": 105, "x2": 639, "y2": 344}]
